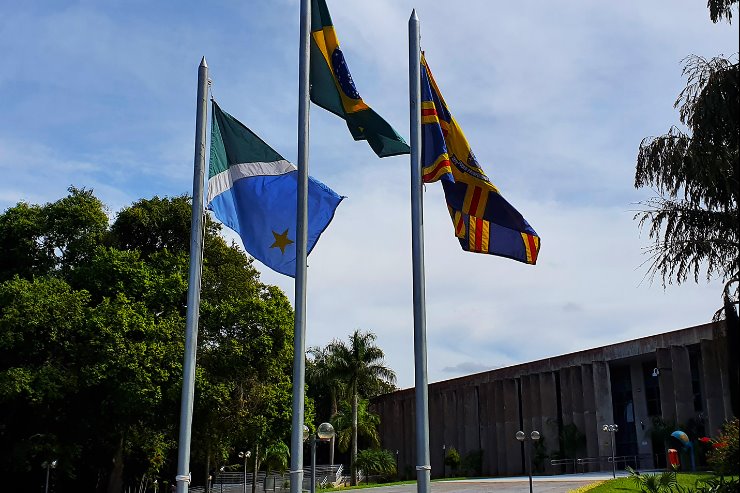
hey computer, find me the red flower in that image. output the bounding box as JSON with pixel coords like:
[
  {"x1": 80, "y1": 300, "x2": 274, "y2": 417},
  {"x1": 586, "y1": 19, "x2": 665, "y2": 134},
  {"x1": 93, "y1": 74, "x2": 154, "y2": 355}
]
[
  {"x1": 713, "y1": 441, "x2": 727, "y2": 449},
  {"x1": 699, "y1": 437, "x2": 712, "y2": 444}
]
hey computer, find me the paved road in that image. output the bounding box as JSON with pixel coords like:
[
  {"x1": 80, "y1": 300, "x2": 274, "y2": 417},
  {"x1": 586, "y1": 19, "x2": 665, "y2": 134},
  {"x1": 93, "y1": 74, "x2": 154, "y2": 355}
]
[{"x1": 354, "y1": 473, "x2": 625, "y2": 493}]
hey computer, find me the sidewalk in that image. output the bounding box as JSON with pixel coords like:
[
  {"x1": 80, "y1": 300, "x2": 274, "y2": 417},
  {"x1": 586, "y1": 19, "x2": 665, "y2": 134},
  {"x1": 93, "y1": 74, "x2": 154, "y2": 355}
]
[{"x1": 352, "y1": 472, "x2": 628, "y2": 493}]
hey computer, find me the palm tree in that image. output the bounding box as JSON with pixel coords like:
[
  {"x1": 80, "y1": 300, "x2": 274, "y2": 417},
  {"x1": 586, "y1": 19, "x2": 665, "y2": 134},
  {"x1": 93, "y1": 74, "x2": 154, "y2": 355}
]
[
  {"x1": 306, "y1": 345, "x2": 346, "y2": 466},
  {"x1": 331, "y1": 397, "x2": 381, "y2": 453},
  {"x1": 326, "y1": 330, "x2": 396, "y2": 485}
]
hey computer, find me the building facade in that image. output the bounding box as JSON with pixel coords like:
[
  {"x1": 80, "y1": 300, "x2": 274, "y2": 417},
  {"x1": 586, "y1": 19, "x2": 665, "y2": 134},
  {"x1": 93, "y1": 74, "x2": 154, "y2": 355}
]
[{"x1": 373, "y1": 321, "x2": 735, "y2": 478}]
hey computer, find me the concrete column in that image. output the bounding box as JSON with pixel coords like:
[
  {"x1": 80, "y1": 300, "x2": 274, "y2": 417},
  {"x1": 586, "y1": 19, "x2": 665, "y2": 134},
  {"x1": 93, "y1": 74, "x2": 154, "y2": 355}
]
[
  {"x1": 477, "y1": 381, "x2": 497, "y2": 475},
  {"x1": 455, "y1": 388, "x2": 465, "y2": 454},
  {"x1": 630, "y1": 361, "x2": 654, "y2": 468},
  {"x1": 539, "y1": 371, "x2": 559, "y2": 474},
  {"x1": 428, "y1": 390, "x2": 443, "y2": 477},
  {"x1": 530, "y1": 374, "x2": 543, "y2": 439},
  {"x1": 463, "y1": 385, "x2": 480, "y2": 455},
  {"x1": 503, "y1": 378, "x2": 521, "y2": 475},
  {"x1": 560, "y1": 367, "x2": 574, "y2": 427},
  {"x1": 494, "y1": 379, "x2": 507, "y2": 475},
  {"x1": 700, "y1": 339, "x2": 727, "y2": 436},
  {"x1": 671, "y1": 345, "x2": 694, "y2": 425},
  {"x1": 442, "y1": 390, "x2": 456, "y2": 458},
  {"x1": 521, "y1": 375, "x2": 535, "y2": 432},
  {"x1": 570, "y1": 366, "x2": 586, "y2": 453},
  {"x1": 581, "y1": 364, "x2": 599, "y2": 469},
  {"x1": 402, "y1": 395, "x2": 415, "y2": 476},
  {"x1": 593, "y1": 361, "x2": 614, "y2": 459},
  {"x1": 656, "y1": 347, "x2": 676, "y2": 424}
]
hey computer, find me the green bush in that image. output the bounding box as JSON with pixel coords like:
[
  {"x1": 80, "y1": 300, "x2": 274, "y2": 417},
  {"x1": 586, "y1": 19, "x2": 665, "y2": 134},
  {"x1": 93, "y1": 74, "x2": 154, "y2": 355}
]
[
  {"x1": 355, "y1": 449, "x2": 396, "y2": 479},
  {"x1": 444, "y1": 447, "x2": 461, "y2": 475},
  {"x1": 691, "y1": 475, "x2": 740, "y2": 493},
  {"x1": 707, "y1": 418, "x2": 739, "y2": 476},
  {"x1": 461, "y1": 449, "x2": 483, "y2": 476}
]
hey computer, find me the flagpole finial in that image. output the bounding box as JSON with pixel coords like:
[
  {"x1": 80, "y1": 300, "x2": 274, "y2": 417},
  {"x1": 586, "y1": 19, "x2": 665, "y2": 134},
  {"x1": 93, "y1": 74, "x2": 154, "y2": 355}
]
[
  {"x1": 410, "y1": 9, "x2": 418, "y2": 20},
  {"x1": 200, "y1": 56, "x2": 208, "y2": 68}
]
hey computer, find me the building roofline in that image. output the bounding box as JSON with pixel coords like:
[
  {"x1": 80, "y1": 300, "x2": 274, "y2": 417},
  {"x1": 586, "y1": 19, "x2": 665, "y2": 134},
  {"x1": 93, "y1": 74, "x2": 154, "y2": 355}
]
[{"x1": 377, "y1": 320, "x2": 724, "y2": 400}]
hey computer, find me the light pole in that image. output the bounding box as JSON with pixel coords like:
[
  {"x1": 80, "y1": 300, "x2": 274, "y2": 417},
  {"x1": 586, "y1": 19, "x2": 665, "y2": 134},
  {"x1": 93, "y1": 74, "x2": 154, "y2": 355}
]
[
  {"x1": 442, "y1": 444, "x2": 446, "y2": 478},
  {"x1": 239, "y1": 450, "x2": 251, "y2": 493},
  {"x1": 395, "y1": 449, "x2": 399, "y2": 478},
  {"x1": 602, "y1": 424, "x2": 619, "y2": 478},
  {"x1": 516, "y1": 430, "x2": 540, "y2": 493},
  {"x1": 219, "y1": 466, "x2": 225, "y2": 493},
  {"x1": 42, "y1": 459, "x2": 57, "y2": 493},
  {"x1": 306, "y1": 423, "x2": 335, "y2": 493}
]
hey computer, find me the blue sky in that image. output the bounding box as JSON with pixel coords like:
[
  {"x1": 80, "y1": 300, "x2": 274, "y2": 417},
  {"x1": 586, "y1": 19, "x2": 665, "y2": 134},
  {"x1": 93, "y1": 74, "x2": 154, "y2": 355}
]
[{"x1": 1, "y1": 0, "x2": 738, "y2": 389}]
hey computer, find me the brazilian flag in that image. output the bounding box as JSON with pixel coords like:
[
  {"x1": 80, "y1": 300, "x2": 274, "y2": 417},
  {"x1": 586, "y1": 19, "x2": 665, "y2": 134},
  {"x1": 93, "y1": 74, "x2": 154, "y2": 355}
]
[{"x1": 310, "y1": 0, "x2": 410, "y2": 158}]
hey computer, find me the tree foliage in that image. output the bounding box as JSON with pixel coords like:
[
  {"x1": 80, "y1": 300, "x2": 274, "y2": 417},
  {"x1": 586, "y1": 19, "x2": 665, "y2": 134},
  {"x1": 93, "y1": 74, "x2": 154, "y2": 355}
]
[
  {"x1": 635, "y1": 54, "x2": 739, "y2": 297},
  {"x1": 308, "y1": 330, "x2": 396, "y2": 486},
  {"x1": 331, "y1": 398, "x2": 380, "y2": 453},
  {"x1": 0, "y1": 188, "x2": 296, "y2": 493},
  {"x1": 707, "y1": 418, "x2": 740, "y2": 475},
  {"x1": 355, "y1": 449, "x2": 396, "y2": 479},
  {"x1": 707, "y1": 0, "x2": 738, "y2": 23}
]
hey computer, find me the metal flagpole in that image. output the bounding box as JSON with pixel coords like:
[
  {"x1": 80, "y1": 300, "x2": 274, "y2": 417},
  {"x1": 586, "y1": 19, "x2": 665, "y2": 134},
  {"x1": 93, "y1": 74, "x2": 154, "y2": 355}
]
[
  {"x1": 176, "y1": 56, "x2": 209, "y2": 493},
  {"x1": 408, "y1": 11, "x2": 431, "y2": 493},
  {"x1": 290, "y1": 0, "x2": 311, "y2": 492}
]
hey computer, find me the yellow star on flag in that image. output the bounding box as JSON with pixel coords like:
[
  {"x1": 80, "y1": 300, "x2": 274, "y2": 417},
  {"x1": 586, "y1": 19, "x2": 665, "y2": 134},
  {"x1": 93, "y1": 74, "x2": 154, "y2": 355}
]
[{"x1": 270, "y1": 229, "x2": 294, "y2": 254}]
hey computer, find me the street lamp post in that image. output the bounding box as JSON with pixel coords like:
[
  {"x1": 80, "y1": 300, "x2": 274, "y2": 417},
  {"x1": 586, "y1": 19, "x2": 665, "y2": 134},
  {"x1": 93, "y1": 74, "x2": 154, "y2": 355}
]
[
  {"x1": 442, "y1": 444, "x2": 446, "y2": 478},
  {"x1": 42, "y1": 459, "x2": 57, "y2": 493},
  {"x1": 516, "y1": 430, "x2": 540, "y2": 493},
  {"x1": 395, "y1": 450, "x2": 399, "y2": 478},
  {"x1": 305, "y1": 423, "x2": 335, "y2": 493},
  {"x1": 602, "y1": 424, "x2": 619, "y2": 478},
  {"x1": 239, "y1": 451, "x2": 251, "y2": 493}
]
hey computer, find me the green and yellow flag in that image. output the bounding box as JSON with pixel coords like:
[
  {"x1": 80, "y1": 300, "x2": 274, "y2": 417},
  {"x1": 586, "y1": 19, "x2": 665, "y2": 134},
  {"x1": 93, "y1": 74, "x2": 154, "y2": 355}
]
[{"x1": 310, "y1": 0, "x2": 410, "y2": 157}]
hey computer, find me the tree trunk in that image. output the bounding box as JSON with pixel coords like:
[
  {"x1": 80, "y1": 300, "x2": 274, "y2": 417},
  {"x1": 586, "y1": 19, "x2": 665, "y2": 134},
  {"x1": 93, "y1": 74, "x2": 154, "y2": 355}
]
[
  {"x1": 107, "y1": 436, "x2": 125, "y2": 493},
  {"x1": 330, "y1": 389, "x2": 338, "y2": 467},
  {"x1": 251, "y1": 443, "x2": 259, "y2": 493},
  {"x1": 205, "y1": 451, "x2": 211, "y2": 493},
  {"x1": 351, "y1": 391, "x2": 358, "y2": 486}
]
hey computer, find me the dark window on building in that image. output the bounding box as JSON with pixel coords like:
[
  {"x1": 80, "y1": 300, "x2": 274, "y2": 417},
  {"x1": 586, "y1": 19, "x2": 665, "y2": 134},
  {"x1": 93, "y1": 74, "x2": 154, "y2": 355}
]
[
  {"x1": 610, "y1": 364, "x2": 638, "y2": 460},
  {"x1": 642, "y1": 360, "x2": 662, "y2": 416}
]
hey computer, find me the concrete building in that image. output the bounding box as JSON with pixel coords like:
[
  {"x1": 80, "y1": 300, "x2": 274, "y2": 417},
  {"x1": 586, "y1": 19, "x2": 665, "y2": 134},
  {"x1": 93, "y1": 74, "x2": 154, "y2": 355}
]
[{"x1": 373, "y1": 321, "x2": 735, "y2": 478}]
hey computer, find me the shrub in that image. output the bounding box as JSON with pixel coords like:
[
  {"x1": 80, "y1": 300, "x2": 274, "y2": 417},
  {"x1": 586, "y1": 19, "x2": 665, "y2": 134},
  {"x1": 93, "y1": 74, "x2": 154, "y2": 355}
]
[
  {"x1": 626, "y1": 465, "x2": 677, "y2": 493},
  {"x1": 461, "y1": 449, "x2": 484, "y2": 476},
  {"x1": 444, "y1": 447, "x2": 461, "y2": 475},
  {"x1": 355, "y1": 448, "x2": 396, "y2": 479},
  {"x1": 707, "y1": 418, "x2": 739, "y2": 476}
]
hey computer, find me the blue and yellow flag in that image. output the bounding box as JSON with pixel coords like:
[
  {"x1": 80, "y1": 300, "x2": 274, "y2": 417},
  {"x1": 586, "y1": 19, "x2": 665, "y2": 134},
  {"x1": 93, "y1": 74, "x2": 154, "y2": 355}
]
[
  {"x1": 421, "y1": 55, "x2": 540, "y2": 264},
  {"x1": 207, "y1": 102, "x2": 344, "y2": 277},
  {"x1": 310, "y1": 0, "x2": 409, "y2": 158}
]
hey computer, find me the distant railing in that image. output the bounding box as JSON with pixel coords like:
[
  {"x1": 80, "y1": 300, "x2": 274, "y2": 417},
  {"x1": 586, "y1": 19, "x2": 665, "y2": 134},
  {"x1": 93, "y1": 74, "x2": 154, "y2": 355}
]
[
  {"x1": 551, "y1": 454, "x2": 651, "y2": 473},
  {"x1": 190, "y1": 465, "x2": 344, "y2": 493}
]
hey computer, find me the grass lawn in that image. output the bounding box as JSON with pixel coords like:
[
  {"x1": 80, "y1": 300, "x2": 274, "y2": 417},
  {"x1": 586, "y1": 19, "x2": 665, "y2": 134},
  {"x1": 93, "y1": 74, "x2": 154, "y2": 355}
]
[{"x1": 584, "y1": 472, "x2": 716, "y2": 492}]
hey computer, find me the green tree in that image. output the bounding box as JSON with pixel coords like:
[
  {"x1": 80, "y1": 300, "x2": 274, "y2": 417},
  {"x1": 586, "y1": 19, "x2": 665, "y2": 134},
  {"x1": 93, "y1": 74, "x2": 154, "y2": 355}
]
[
  {"x1": 635, "y1": 0, "x2": 739, "y2": 420},
  {"x1": 331, "y1": 398, "x2": 381, "y2": 453},
  {"x1": 0, "y1": 189, "x2": 297, "y2": 493},
  {"x1": 325, "y1": 330, "x2": 396, "y2": 485},
  {"x1": 634, "y1": 4, "x2": 739, "y2": 306}
]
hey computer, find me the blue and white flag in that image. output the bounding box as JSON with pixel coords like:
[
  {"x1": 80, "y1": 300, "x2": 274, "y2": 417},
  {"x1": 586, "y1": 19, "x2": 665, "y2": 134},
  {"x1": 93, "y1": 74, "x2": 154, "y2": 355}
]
[{"x1": 207, "y1": 102, "x2": 344, "y2": 277}]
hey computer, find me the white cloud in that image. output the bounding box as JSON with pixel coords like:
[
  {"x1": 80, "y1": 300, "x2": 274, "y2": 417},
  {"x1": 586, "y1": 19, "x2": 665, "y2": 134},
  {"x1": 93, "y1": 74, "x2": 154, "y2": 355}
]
[{"x1": 1, "y1": 0, "x2": 736, "y2": 389}]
